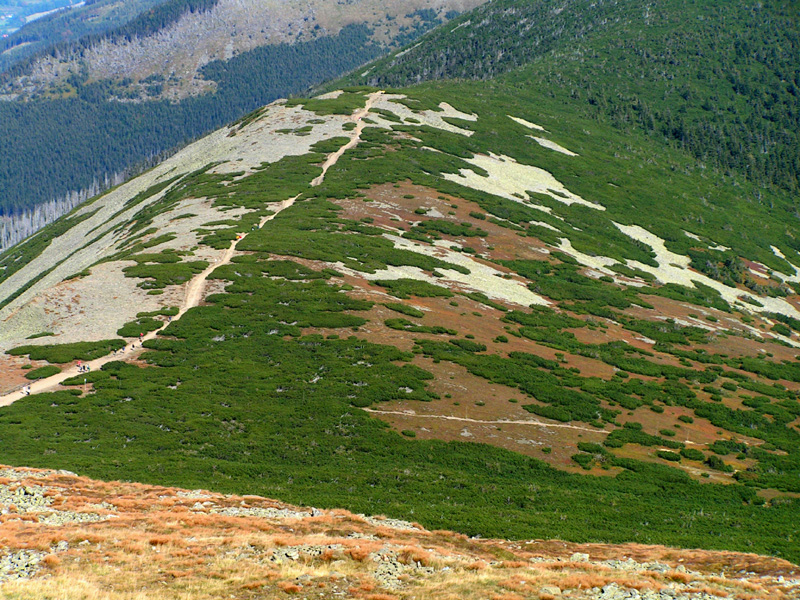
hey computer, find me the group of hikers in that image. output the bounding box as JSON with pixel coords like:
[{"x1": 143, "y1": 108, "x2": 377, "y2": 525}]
[
  {"x1": 111, "y1": 333, "x2": 146, "y2": 356},
  {"x1": 12, "y1": 317, "x2": 172, "y2": 400}
]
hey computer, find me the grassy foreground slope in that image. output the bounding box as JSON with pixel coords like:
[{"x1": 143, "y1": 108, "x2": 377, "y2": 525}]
[
  {"x1": 2, "y1": 465, "x2": 796, "y2": 599},
  {"x1": 1, "y1": 81, "x2": 799, "y2": 564}
]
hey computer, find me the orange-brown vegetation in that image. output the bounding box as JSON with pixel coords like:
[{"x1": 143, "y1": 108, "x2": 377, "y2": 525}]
[
  {"x1": 491, "y1": 594, "x2": 526, "y2": 600},
  {"x1": 0, "y1": 465, "x2": 794, "y2": 600},
  {"x1": 277, "y1": 581, "x2": 303, "y2": 593},
  {"x1": 347, "y1": 546, "x2": 372, "y2": 562}
]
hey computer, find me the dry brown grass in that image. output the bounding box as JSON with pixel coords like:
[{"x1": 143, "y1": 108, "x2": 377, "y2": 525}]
[
  {"x1": 0, "y1": 465, "x2": 793, "y2": 600},
  {"x1": 490, "y1": 593, "x2": 525, "y2": 600},
  {"x1": 397, "y1": 545, "x2": 433, "y2": 566},
  {"x1": 277, "y1": 580, "x2": 303, "y2": 593},
  {"x1": 347, "y1": 546, "x2": 372, "y2": 562},
  {"x1": 668, "y1": 570, "x2": 694, "y2": 583},
  {"x1": 42, "y1": 553, "x2": 61, "y2": 568}
]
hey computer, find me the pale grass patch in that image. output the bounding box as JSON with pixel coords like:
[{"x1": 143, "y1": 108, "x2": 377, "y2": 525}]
[
  {"x1": 530, "y1": 136, "x2": 578, "y2": 156},
  {"x1": 278, "y1": 556, "x2": 365, "y2": 581},
  {"x1": 551, "y1": 222, "x2": 800, "y2": 325},
  {"x1": 377, "y1": 94, "x2": 477, "y2": 136},
  {"x1": 508, "y1": 115, "x2": 546, "y2": 131},
  {"x1": 613, "y1": 222, "x2": 800, "y2": 323},
  {"x1": 415, "y1": 567, "x2": 520, "y2": 600},
  {"x1": 443, "y1": 152, "x2": 604, "y2": 211},
  {"x1": 1, "y1": 558, "x2": 239, "y2": 600},
  {"x1": 336, "y1": 235, "x2": 549, "y2": 308}
]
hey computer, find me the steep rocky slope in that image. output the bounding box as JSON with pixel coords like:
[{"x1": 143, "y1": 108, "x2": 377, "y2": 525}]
[{"x1": 0, "y1": 465, "x2": 797, "y2": 599}]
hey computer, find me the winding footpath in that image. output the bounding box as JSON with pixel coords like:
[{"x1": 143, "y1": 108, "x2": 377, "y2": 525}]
[{"x1": 0, "y1": 92, "x2": 383, "y2": 407}]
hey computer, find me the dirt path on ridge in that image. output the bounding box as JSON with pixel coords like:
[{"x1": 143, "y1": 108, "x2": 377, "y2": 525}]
[{"x1": 0, "y1": 92, "x2": 383, "y2": 407}]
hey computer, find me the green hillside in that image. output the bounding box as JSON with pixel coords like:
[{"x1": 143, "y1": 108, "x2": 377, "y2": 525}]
[
  {"x1": 342, "y1": 0, "x2": 799, "y2": 193},
  {"x1": 0, "y1": 4, "x2": 461, "y2": 219}
]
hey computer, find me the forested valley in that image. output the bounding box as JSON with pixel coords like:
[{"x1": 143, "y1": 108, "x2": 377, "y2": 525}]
[{"x1": 0, "y1": 23, "x2": 383, "y2": 249}]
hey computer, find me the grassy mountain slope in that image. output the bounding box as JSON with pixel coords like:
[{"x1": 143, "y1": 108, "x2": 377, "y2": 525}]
[
  {"x1": 339, "y1": 0, "x2": 799, "y2": 193},
  {"x1": 2, "y1": 0, "x2": 482, "y2": 99},
  {"x1": 0, "y1": 24, "x2": 384, "y2": 216},
  {"x1": 0, "y1": 78, "x2": 799, "y2": 565}
]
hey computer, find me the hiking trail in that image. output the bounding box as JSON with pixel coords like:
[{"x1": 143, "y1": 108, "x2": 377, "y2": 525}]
[{"x1": 0, "y1": 92, "x2": 383, "y2": 407}]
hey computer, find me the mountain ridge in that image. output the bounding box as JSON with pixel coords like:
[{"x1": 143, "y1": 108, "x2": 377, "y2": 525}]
[
  {"x1": 0, "y1": 1, "x2": 484, "y2": 256},
  {"x1": 1, "y1": 0, "x2": 483, "y2": 100}
]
